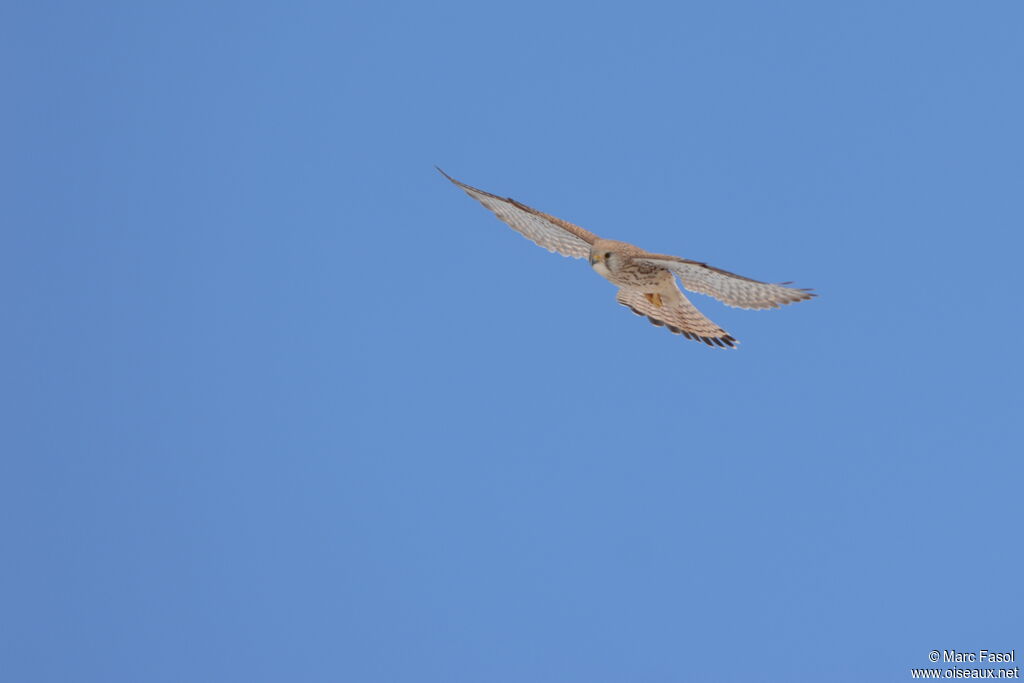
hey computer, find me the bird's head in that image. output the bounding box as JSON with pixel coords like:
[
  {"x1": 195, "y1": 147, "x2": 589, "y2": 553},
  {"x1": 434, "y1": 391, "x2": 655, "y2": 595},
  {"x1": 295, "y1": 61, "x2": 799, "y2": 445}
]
[
  {"x1": 589, "y1": 240, "x2": 634, "y2": 273},
  {"x1": 589, "y1": 249, "x2": 613, "y2": 267}
]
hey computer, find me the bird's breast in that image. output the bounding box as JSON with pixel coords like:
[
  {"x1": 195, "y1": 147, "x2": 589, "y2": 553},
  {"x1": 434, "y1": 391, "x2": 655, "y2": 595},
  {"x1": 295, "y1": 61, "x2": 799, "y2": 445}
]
[
  {"x1": 593, "y1": 260, "x2": 671, "y2": 288},
  {"x1": 591, "y1": 260, "x2": 614, "y2": 281}
]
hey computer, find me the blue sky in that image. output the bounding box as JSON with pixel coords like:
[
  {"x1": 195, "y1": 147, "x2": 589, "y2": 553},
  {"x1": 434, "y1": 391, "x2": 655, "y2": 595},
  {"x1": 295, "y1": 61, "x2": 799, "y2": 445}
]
[{"x1": 3, "y1": 2, "x2": 1022, "y2": 681}]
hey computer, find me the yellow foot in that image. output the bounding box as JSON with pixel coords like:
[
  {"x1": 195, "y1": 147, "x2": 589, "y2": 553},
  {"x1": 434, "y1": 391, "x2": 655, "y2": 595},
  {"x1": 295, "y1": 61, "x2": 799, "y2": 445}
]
[{"x1": 643, "y1": 292, "x2": 663, "y2": 307}]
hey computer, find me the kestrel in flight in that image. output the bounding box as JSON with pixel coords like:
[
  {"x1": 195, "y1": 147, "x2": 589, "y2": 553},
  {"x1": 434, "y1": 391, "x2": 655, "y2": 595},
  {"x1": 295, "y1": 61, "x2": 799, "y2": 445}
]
[{"x1": 438, "y1": 168, "x2": 815, "y2": 348}]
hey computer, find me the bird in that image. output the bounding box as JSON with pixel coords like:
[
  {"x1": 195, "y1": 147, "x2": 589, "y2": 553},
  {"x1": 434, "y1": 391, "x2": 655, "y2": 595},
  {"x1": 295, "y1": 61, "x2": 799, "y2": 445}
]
[{"x1": 437, "y1": 168, "x2": 815, "y2": 348}]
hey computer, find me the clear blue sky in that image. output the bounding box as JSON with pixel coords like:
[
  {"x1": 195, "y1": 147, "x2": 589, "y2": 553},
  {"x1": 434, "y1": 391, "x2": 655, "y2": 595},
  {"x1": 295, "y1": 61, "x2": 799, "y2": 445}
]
[{"x1": 3, "y1": 2, "x2": 1022, "y2": 681}]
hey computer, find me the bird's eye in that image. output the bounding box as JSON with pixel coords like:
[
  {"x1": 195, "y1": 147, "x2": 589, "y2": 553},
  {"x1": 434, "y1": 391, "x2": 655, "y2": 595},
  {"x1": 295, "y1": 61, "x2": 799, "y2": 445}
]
[{"x1": 604, "y1": 252, "x2": 612, "y2": 260}]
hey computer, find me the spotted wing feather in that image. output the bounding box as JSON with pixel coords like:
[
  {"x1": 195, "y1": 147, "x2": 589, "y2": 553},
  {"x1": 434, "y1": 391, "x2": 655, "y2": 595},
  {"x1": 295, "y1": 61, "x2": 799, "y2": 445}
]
[
  {"x1": 438, "y1": 167, "x2": 599, "y2": 259},
  {"x1": 637, "y1": 255, "x2": 816, "y2": 310}
]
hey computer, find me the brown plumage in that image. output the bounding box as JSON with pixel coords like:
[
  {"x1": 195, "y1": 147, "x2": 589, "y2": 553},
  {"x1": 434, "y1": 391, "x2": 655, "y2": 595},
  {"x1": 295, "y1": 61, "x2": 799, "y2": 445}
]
[{"x1": 438, "y1": 168, "x2": 816, "y2": 348}]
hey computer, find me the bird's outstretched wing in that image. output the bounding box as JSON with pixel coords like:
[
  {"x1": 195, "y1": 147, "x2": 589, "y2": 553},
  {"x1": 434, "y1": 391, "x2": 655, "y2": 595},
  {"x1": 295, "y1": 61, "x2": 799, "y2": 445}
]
[
  {"x1": 616, "y1": 287, "x2": 738, "y2": 348},
  {"x1": 437, "y1": 167, "x2": 599, "y2": 259},
  {"x1": 635, "y1": 254, "x2": 816, "y2": 310}
]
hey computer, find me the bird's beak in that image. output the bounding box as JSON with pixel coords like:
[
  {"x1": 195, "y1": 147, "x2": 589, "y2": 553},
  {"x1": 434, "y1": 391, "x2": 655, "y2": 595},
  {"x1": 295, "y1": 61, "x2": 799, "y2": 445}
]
[{"x1": 589, "y1": 253, "x2": 598, "y2": 266}]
